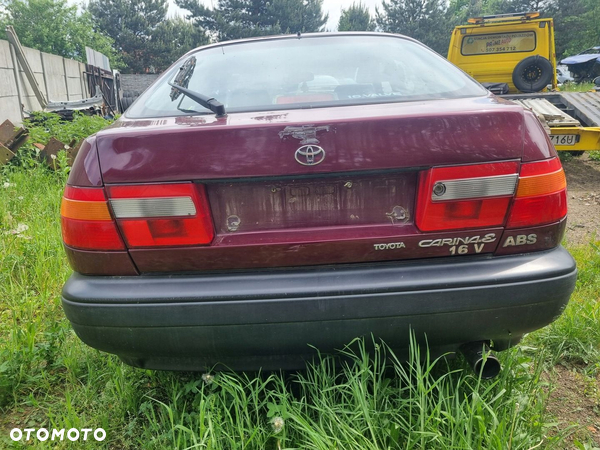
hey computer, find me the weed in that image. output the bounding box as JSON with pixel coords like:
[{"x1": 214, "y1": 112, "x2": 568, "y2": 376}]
[
  {"x1": 560, "y1": 82, "x2": 597, "y2": 92},
  {"x1": 5, "y1": 112, "x2": 113, "y2": 170}
]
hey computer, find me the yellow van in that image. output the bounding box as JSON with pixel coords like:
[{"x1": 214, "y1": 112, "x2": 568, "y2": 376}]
[{"x1": 447, "y1": 12, "x2": 557, "y2": 93}]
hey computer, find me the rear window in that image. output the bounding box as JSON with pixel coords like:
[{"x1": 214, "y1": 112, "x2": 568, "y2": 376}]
[
  {"x1": 126, "y1": 34, "x2": 486, "y2": 118},
  {"x1": 461, "y1": 31, "x2": 537, "y2": 56}
]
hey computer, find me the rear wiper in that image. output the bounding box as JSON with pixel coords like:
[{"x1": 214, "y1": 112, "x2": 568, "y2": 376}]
[{"x1": 169, "y1": 82, "x2": 226, "y2": 118}]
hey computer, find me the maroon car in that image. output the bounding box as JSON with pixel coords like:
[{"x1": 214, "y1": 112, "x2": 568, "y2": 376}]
[{"x1": 60, "y1": 33, "x2": 576, "y2": 374}]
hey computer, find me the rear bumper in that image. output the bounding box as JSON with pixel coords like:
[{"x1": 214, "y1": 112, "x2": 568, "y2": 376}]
[{"x1": 62, "y1": 246, "x2": 577, "y2": 371}]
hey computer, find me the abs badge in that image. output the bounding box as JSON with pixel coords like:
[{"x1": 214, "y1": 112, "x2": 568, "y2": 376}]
[{"x1": 279, "y1": 125, "x2": 330, "y2": 166}]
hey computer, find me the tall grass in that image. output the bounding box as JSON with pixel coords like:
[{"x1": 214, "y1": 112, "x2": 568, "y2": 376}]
[{"x1": 130, "y1": 338, "x2": 554, "y2": 450}]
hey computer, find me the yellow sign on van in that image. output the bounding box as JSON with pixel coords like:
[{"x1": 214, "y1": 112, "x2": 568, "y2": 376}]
[{"x1": 461, "y1": 32, "x2": 536, "y2": 55}]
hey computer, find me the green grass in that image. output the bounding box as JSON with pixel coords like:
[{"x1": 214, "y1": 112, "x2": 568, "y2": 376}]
[
  {"x1": 1, "y1": 131, "x2": 600, "y2": 448},
  {"x1": 528, "y1": 243, "x2": 600, "y2": 366},
  {"x1": 559, "y1": 82, "x2": 597, "y2": 92}
]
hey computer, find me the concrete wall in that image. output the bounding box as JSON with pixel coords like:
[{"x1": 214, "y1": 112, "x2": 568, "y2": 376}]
[
  {"x1": 0, "y1": 40, "x2": 22, "y2": 124},
  {"x1": 120, "y1": 73, "x2": 160, "y2": 93},
  {"x1": 0, "y1": 40, "x2": 90, "y2": 125}
]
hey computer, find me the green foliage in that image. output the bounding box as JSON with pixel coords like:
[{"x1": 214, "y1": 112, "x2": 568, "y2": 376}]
[
  {"x1": 549, "y1": 0, "x2": 600, "y2": 58},
  {"x1": 22, "y1": 112, "x2": 114, "y2": 147},
  {"x1": 176, "y1": 0, "x2": 328, "y2": 41},
  {"x1": 338, "y1": 3, "x2": 375, "y2": 31},
  {"x1": 149, "y1": 18, "x2": 209, "y2": 70},
  {"x1": 3, "y1": 112, "x2": 113, "y2": 171},
  {"x1": 0, "y1": 0, "x2": 124, "y2": 69},
  {"x1": 561, "y1": 81, "x2": 596, "y2": 91},
  {"x1": 376, "y1": 0, "x2": 451, "y2": 55},
  {"x1": 87, "y1": 0, "x2": 204, "y2": 73}
]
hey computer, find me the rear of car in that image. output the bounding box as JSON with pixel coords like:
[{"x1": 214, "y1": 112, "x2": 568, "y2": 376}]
[
  {"x1": 60, "y1": 33, "x2": 576, "y2": 371},
  {"x1": 448, "y1": 12, "x2": 557, "y2": 93}
]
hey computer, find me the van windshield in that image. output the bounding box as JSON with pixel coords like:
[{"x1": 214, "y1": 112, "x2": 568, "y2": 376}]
[{"x1": 126, "y1": 34, "x2": 486, "y2": 118}]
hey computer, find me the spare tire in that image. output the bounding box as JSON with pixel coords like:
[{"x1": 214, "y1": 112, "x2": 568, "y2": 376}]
[{"x1": 512, "y1": 56, "x2": 554, "y2": 93}]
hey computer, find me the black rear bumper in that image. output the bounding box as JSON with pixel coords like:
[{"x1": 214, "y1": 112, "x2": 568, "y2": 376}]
[{"x1": 62, "y1": 247, "x2": 577, "y2": 371}]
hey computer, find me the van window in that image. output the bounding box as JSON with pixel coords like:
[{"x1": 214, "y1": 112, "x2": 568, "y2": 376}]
[{"x1": 461, "y1": 31, "x2": 536, "y2": 56}]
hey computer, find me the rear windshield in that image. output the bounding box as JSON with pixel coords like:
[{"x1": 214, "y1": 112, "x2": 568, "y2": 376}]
[{"x1": 126, "y1": 35, "x2": 486, "y2": 118}]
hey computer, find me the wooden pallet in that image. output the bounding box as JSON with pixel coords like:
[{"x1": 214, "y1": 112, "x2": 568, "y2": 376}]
[{"x1": 512, "y1": 98, "x2": 581, "y2": 127}]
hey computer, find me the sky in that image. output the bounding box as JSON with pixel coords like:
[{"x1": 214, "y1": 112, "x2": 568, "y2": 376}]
[{"x1": 166, "y1": 0, "x2": 383, "y2": 31}]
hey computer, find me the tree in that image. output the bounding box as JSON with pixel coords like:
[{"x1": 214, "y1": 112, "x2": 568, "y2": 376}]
[
  {"x1": 485, "y1": 0, "x2": 553, "y2": 13},
  {"x1": 0, "y1": 0, "x2": 122, "y2": 67},
  {"x1": 149, "y1": 18, "x2": 209, "y2": 71},
  {"x1": 376, "y1": 0, "x2": 450, "y2": 54},
  {"x1": 548, "y1": 0, "x2": 600, "y2": 57},
  {"x1": 338, "y1": 3, "x2": 375, "y2": 31},
  {"x1": 270, "y1": 0, "x2": 328, "y2": 34},
  {"x1": 176, "y1": 0, "x2": 328, "y2": 41},
  {"x1": 88, "y1": 0, "x2": 168, "y2": 73}
]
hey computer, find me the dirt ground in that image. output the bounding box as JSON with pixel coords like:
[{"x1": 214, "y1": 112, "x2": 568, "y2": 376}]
[
  {"x1": 563, "y1": 154, "x2": 600, "y2": 245},
  {"x1": 545, "y1": 364, "x2": 600, "y2": 448}
]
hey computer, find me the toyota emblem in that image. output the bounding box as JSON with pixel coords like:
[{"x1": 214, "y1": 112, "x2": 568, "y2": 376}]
[{"x1": 295, "y1": 145, "x2": 325, "y2": 166}]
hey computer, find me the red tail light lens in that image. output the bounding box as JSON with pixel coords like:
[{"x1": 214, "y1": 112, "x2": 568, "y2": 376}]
[
  {"x1": 416, "y1": 161, "x2": 519, "y2": 232},
  {"x1": 61, "y1": 186, "x2": 125, "y2": 250},
  {"x1": 107, "y1": 183, "x2": 214, "y2": 248},
  {"x1": 507, "y1": 157, "x2": 567, "y2": 228}
]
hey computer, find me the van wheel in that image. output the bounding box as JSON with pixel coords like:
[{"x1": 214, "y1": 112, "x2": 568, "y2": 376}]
[{"x1": 512, "y1": 56, "x2": 554, "y2": 93}]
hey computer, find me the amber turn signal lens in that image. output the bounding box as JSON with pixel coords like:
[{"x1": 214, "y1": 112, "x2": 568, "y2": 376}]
[
  {"x1": 60, "y1": 198, "x2": 112, "y2": 221},
  {"x1": 515, "y1": 169, "x2": 566, "y2": 198},
  {"x1": 60, "y1": 186, "x2": 125, "y2": 251}
]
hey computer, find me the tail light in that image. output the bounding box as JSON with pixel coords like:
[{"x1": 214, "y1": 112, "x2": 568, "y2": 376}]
[
  {"x1": 415, "y1": 161, "x2": 519, "y2": 232},
  {"x1": 106, "y1": 183, "x2": 214, "y2": 248},
  {"x1": 507, "y1": 157, "x2": 567, "y2": 228},
  {"x1": 61, "y1": 186, "x2": 125, "y2": 250},
  {"x1": 416, "y1": 157, "x2": 567, "y2": 233}
]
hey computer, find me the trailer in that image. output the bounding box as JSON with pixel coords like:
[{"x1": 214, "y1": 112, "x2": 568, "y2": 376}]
[{"x1": 502, "y1": 91, "x2": 600, "y2": 152}]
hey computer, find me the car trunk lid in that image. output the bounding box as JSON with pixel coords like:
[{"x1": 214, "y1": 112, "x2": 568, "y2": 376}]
[{"x1": 96, "y1": 97, "x2": 526, "y2": 273}]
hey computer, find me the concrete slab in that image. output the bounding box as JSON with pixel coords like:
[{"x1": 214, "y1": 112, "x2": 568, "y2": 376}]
[
  {"x1": 66, "y1": 77, "x2": 83, "y2": 99},
  {"x1": 0, "y1": 98, "x2": 22, "y2": 124},
  {"x1": 23, "y1": 47, "x2": 43, "y2": 73},
  {"x1": 0, "y1": 40, "x2": 14, "y2": 69},
  {"x1": 41, "y1": 52, "x2": 68, "y2": 100},
  {"x1": 17, "y1": 70, "x2": 43, "y2": 111},
  {"x1": 0, "y1": 68, "x2": 18, "y2": 97}
]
